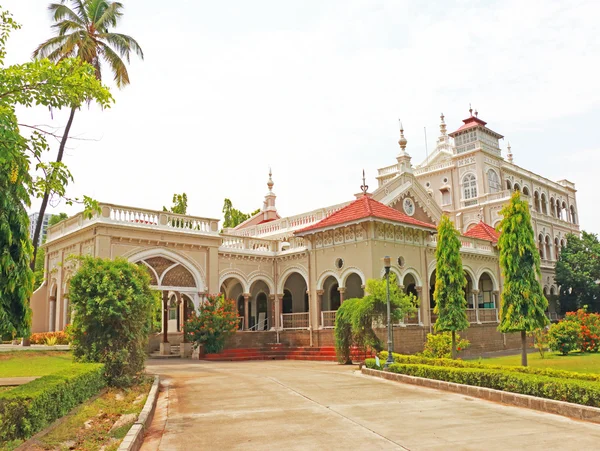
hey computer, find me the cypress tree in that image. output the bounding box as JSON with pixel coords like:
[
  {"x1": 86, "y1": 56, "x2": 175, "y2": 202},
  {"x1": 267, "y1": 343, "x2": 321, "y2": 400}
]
[
  {"x1": 497, "y1": 191, "x2": 549, "y2": 366},
  {"x1": 433, "y1": 215, "x2": 469, "y2": 359}
]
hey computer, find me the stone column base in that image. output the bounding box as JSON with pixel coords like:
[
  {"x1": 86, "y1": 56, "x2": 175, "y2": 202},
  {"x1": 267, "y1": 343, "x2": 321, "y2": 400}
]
[
  {"x1": 160, "y1": 342, "x2": 171, "y2": 356},
  {"x1": 180, "y1": 342, "x2": 192, "y2": 358}
]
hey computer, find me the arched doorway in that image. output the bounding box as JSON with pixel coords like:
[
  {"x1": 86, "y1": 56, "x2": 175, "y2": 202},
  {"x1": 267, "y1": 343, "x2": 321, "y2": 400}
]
[
  {"x1": 49, "y1": 283, "x2": 58, "y2": 332},
  {"x1": 321, "y1": 275, "x2": 340, "y2": 328},
  {"x1": 255, "y1": 292, "x2": 268, "y2": 330},
  {"x1": 477, "y1": 272, "x2": 497, "y2": 322},
  {"x1": 402, "y1": 273, "x2": 420, "y2": 325},
  {"x1": 281, "y1": 272, "x2": 308, "y2": 329}
]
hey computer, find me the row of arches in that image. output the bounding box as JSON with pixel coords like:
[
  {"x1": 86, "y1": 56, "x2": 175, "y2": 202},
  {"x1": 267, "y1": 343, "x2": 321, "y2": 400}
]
[
  {"x1": 538, "y1": 234, "x2": 567, "y2": 261},
  {"x1": 506, "y1": 181, "x2": 577, "y2": 224}
]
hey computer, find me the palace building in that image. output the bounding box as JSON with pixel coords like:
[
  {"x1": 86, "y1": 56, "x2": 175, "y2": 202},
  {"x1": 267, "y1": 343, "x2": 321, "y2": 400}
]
[{"x1": 30, "y1": 109, "x2": 580, "y2": 356}]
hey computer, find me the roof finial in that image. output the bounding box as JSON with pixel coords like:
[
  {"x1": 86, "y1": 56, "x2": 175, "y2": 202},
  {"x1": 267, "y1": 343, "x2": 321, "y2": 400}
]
[
  {"x1": 507, "y1": 142, "x2": 513, "y2": 163},
  {"x1": 474, "y1": 109, "x2": 479, "y2": 117},
  {"x1": 469, "y1": 103, "x2": 473, "y2": 116},
  {"x1": 439, "y1": 112, "x2": 447, "y2": 136},
  {"x1": 267, "y1": 167, "x2": 274, "y2": 192},
  {"x1": 398, "y1": 119, "x2": 407, "y2": 151},
  {"x1": 360, "y1": 169, "x2": 369, "y2": 195}
]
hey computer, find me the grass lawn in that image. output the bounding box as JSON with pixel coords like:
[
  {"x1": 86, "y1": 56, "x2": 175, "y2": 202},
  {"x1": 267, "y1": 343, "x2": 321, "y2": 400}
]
[
  {"x1": 0, "y1": 351, "x2": 73, "y2": 377},
  {"x1": 483, "y1": 351, "x2": 600, "y2": 374}
]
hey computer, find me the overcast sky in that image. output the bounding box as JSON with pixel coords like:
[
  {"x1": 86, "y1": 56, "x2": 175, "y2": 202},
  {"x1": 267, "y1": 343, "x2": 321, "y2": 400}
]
[{"x1": 5, "y1": 0, "x2": 600, "y2": 234}]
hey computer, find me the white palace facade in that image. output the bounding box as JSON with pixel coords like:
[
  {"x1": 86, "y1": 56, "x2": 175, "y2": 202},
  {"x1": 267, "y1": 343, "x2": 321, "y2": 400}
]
[{"x1": 30, "y1": 110, "x2": 580, "y2": 355}]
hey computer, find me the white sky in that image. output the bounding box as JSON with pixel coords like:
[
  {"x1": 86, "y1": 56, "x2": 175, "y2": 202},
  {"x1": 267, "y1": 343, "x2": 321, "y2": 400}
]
[{"x1": 5, "y1": 0, "x2": 600, "y2": 234}]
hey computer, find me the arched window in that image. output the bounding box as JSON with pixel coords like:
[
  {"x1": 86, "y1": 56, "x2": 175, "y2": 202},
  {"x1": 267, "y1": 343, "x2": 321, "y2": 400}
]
[
  {"x1": 561, "y1": 202, "x2": 568, "y2": 221},
  {"x1": 440, "y1": 188, "x2": 451, "y2": 206},
  {"x1": 487, "y1": 169, "x2": 500, "y2": 193},
  {"x1": 570, "y1": 205, "x2": 577, "y2": 224},
  {"x1": 550, "y1": 197, "x2": 556, "y2": 217},
  {"x1": 462, "y1": 174, "x2": 477, "y2": 200},
  {"x1": 513, "y1": 182, "x2": 521, "y2": 192},
  {"x1": 545, "y1": 235, "x2": 552, "y2": 261},
  {"x1": 522, "y1": 186, "x2": 530, "y2": 197},
  {"x1": 506, "y1": 180, "x2": 512, "y2": 190},
  {"x1": 541, "y1": 193, "x2": 548, "y2": 215},
  {"x1": 534, "y1": 191, "x2": 541, "y2": 212},
  {"x1": 538, "y1": 234, "x2": 545, "y2": 259}
]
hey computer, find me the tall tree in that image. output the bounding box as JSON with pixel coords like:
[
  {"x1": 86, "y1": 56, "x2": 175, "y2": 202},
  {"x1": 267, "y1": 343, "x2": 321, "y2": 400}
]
[
  {"x1": 433, "y1": 215, "x2": 469, "y2": 359},
  {"x1": 497, "y1": 191, "x2": 549, "y2": 366},
  {"x1": 555, "y1": 231, "x2": 600, "y2": 313},
  {"x1": 222, "y1": 198, "x2": 260, "y2": 229},
  {"x1": 163, "y1": 193, "x2": 188, "y2": 215},
  {"x1": 30, "y1": 0, "x2": 144, "y2": 268},
  {"x1": 0, "y1": 8, "x2": 110, "y2": 336}
]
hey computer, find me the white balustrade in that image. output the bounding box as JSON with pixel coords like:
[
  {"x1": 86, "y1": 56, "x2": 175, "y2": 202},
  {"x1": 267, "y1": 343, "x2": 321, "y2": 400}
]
[
  {"x1": 281, "y1": 312, "x2": 309, "y2": 330},
  {"x1": 377, "y1": 163, "x2": 399, "y2": 176},
  {"x1": 414, "y1": 160, "x2": 455, "y2": 176},
  {"x1": 321, "y1": 310, "x2": 337, "y2": 328}
]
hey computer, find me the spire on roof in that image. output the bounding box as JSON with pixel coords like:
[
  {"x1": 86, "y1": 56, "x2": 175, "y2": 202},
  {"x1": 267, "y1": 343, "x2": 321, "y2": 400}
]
[
  {"x1": 439, "y1": 113, "x2": 447, "y2": 136},
  {"x1": 507, "y1": 142, "x2": 513, "y2": 163},
  {"x1": 360, "y1": 169, "x2": 369, "y2": 195},
  {"x1": 469, "y1": 103, "x2": 473, "y2": 116},
  {"x1": 398, "y1": 119, "x2": 407, "y2": 152},
  {"x1": 267, "y1": 167, "x2": 274, "y2": 193}
]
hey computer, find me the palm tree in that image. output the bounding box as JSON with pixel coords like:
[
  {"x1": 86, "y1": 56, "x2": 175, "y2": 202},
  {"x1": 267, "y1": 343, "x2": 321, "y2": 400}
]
[{"x1": 30, "y1": 0, "x2": 143, "y2": 268}]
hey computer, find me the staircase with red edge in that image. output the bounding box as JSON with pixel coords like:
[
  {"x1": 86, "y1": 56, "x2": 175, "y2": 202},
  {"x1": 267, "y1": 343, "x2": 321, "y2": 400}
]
[{"x1": 202, "y1": 344, "x2": 375, "y2": 362}]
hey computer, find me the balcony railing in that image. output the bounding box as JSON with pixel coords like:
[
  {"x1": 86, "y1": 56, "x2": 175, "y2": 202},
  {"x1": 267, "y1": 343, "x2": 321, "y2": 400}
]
[
  {"x1": 321, "y1": 310, "x2": 337, "y2": 328},
  {"x1": 431, "y1": 308, "x2": 498, "y2": 324},
  {"x1": 281, "y1": 312, "x2": 309, "y2": 330},
  {"x1": 46, "y1": 203, "x2": 219, "y2": 243}
]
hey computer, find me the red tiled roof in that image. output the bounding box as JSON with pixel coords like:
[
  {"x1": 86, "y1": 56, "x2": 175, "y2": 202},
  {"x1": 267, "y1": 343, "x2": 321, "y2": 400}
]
[
  {"x1": 463, "y1": 221, "x2": 500, "y2": 243},
  {"x1": 449, "y1": 115, "x2": 504, "y2": 139},
  {"x1": 296, "y1": 195, "x2": 436, "y2": 234}
]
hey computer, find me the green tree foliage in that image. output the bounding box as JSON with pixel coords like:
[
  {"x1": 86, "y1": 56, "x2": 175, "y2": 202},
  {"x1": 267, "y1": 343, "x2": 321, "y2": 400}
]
[
  {"x1": 222, "y1": 198, "x2": 260, "y2": 229},
  {"x1": 433, "y1": 215, "x2": 469, "y2": 359},
  {"x1": 497, "y1": 191, "x2": 549, "y2": 366},
  {"x1": 33, "y1": 213, "x2": 69, "y2": 290},
  {"x1": 163, "y1": 193, "x2": 188, "y2": 215},
  {"x1": 30, "y1": 0, "x2": 143, "y2": 267},
  {"x1": 555, "y1": 232, "x2": 600, "y2": 313},
  {"x1": 0, "y1": 8, "x2": 110, "y2": 337},
  {"x1": 419, "y1": 332, "x2": 470, "y2": 359},
  {"x1": 184, "y1": 294, "x2": 238, "y2": 354},
  {"x1": 334, "y1": 275, "x2": 417, "y2": 363},
  {"x1": 69, "y1": 257, "x2": 155, "y2": 387}
]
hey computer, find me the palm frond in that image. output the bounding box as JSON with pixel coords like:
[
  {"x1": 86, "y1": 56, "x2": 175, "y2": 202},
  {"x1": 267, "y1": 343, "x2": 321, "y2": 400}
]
[
  {"x1": 98, "y1": 32, "x2": 144, "y2": 61},
  {"x1": 47, "y1": 3, "x2": 84, "y2": 26},
  {"x1": 51, "y1": 19, "x2": 85, "y2": 36},
  {"x1": 32, "y1": 34, "x2": 69, "y2": 60},
  {"x1": 99, "y1": 41, "x2": 129, "y2": 88},
  {"x1": 95, "y1": 2, "x2": 124, "y2": 31},
  {"x1": 65, "y1": 0, "x2": 90, "y2": 26}
]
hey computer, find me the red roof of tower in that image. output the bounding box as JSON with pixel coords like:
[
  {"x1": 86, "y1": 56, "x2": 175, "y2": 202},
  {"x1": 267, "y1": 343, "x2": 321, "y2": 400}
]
[
  {"x1": 295, "y1": 195, "x2": 436, "y2": 234},
  {"x1": 449, "y1": 114, "x2": 504, "y2": 139},
  {"x1": 463, "y1": 221, "x2": 500, "y2": 243}
]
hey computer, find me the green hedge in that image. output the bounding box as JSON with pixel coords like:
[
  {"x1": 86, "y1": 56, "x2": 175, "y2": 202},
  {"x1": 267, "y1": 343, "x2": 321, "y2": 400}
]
[
  {"x1": 0, "y1": 363, "x2": 105, "y2": 441},
  {"x1": 377, "y1": 352, "x2": 600, "y2": 383}
]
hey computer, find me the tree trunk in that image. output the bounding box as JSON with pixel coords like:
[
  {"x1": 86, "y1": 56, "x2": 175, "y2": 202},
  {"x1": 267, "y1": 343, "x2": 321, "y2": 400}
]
[
  {"x1": 451, "y1": 330, "x2": 457, "y2": 360},
  {"x1": 521, "y1": 330, "x2": 528, "y2": 367},
  {"x1": 30, "y1": 106, "x2": 77, "y2": 270}
]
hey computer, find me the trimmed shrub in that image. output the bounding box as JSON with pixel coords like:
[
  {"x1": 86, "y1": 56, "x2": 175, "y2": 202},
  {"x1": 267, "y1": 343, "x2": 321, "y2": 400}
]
[
  {"x1": 374, "y1": 352, "x2": 600, "y2": 383},
  {"x1": 70, "y1": 257, "x2": 155, "y2": 387},
  {"x1": 419, "y1": 332, "x2": 470, "y2": 359},
  {"x1": 376, "y1": 363, "x2": 600, "y2": 407},
  {"x1": 548, "y1": 320, "x2": 580, "y2": 355},
  {"x1": 0, "y1": 363, "x2": 105, "y2": 441}
]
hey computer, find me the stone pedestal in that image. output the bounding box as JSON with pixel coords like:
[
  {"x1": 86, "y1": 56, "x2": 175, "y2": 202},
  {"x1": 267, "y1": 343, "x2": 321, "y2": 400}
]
[
  {"x1": 160, "y1": 342, "x2": 171, "y2": 356},
  {"x1": 180, "y1": 342, "x2": 192, "y2": 358},
  {"x1": 21, "y1": 338, "x2": 31, "y2": 347}
]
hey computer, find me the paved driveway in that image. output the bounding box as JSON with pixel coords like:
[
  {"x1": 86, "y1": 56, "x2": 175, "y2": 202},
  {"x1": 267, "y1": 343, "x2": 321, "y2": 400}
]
[{"x1": 141, "y1": 359, "x2": 600, "y2": 450}]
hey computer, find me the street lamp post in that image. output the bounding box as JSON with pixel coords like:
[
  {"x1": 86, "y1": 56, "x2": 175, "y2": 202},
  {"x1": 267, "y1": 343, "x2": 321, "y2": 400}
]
[{"x1": 384, "y1": 256, "x2": 394, "y2": 369}]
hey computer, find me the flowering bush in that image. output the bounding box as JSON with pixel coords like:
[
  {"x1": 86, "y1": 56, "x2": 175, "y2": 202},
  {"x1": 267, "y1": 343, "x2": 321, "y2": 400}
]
[
  {"x1": 548, "y1": 320, "x2": 580, "y2": 355},
  {"x1": 564, "y1": 309, "x2": 600, "y2": 352},
  {"x1": 184, "y1": 294, "x2": 238, "y2": 354},
  {"x1": 30, "y1": 331, "x2": 69, "y2": 345},
  {"x1": 419, "y1": 332, "x2": 470, "y2": 359}
]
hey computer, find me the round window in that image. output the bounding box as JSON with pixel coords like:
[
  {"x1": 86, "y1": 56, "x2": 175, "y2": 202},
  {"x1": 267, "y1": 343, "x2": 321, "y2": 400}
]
[
  {"x1": 397, "y1": 256, "x2": 405, "y2": 267},
  {"x1": 443, "y1": 177, "x2": 449, "y2": 184},
  {"x1": 335, "y1": 258, "x2": 344, "y2": 269},
  {"x1": 425, "y1": 182, "x2": 431, "y2": 188}
]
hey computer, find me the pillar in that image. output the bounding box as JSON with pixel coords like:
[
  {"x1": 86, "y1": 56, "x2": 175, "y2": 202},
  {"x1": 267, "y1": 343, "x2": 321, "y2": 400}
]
[
  {"x1": 160, "y1": 290, "x2": 171, "y2": 355},
  {"x1": 243, "y1": 293, "x2": 250, "y2": 330},
  {"x1": 492, "y1": 290, "x2": 500, "y2": 322},
  {"x1": 269, "y1": 294, "x2": 276, "y2": 330},
  {"x1": 472, "y1": 289, "x2": 481, "y2": 323},
  {"x1": 415, "y1": 286, "x2": 424, "y2": 325},
  {"x1": 180, "y1": 293, "x2": 192, "y2": 357},
  {"x1": 278, "y1": 293, "x2": 284, "y2": 330},
  {"x1": 49, "y1": 296, "x2": 56, "y2": 332},
  {"x1": 338, "y1": 287, "x2": 346, "y2": 303},
  {"x1": 316, "y1": 290, "x2": 324, "y2": 329}
]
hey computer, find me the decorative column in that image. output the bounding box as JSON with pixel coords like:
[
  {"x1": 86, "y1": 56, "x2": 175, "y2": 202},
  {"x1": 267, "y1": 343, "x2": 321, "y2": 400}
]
[
  {"x1": 472, "y1": 289, "x2": 481, "y2": 324},
  {"x1": 49, "y1": 295, "x2": 57, "y2": 332},
  {"x1": 278, "y1": 293, "x2": 284, "y2": 330},
  {"x1": 492, "y1": 290, "x2": 500, "y2": 323},
  {"x1": 316, "y1": 290, "x2": 324, "y2": 329},
  {"x1": 415, "y1": 286, "x2": 424, "y2": 325},
  {"x1": 338, "y1": 287, "x2": 346, "y2": 303},
  {"x1": 243, "y1": 293, "x2": 250, "y2": 330},
  {"x1": 269, "y1": 294, "x2": 276, "y2": 330},
  {"x1": 181, "y1": 293, "x2": 192, "y2": 358},
  {"x1": 160, "y1": 291, "x2": 171, "y2": 356}
]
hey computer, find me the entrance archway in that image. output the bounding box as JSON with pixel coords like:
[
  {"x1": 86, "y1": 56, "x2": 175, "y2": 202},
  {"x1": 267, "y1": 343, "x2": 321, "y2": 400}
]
[
  {"x1": 281, "y1": 271, "x2": 309, "y2": 329},
  {"x1": 344, "y1": 273, "x2": 364, "y2": 299}
]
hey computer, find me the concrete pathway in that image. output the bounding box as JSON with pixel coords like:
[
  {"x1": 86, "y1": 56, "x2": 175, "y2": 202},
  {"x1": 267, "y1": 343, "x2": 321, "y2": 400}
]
[
  {"x1": 0, "y1": 377, "x2": 39, "y2": 386},
  {"x1": 142, "y1": 359, "x2": 600, "y2": 450}
]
